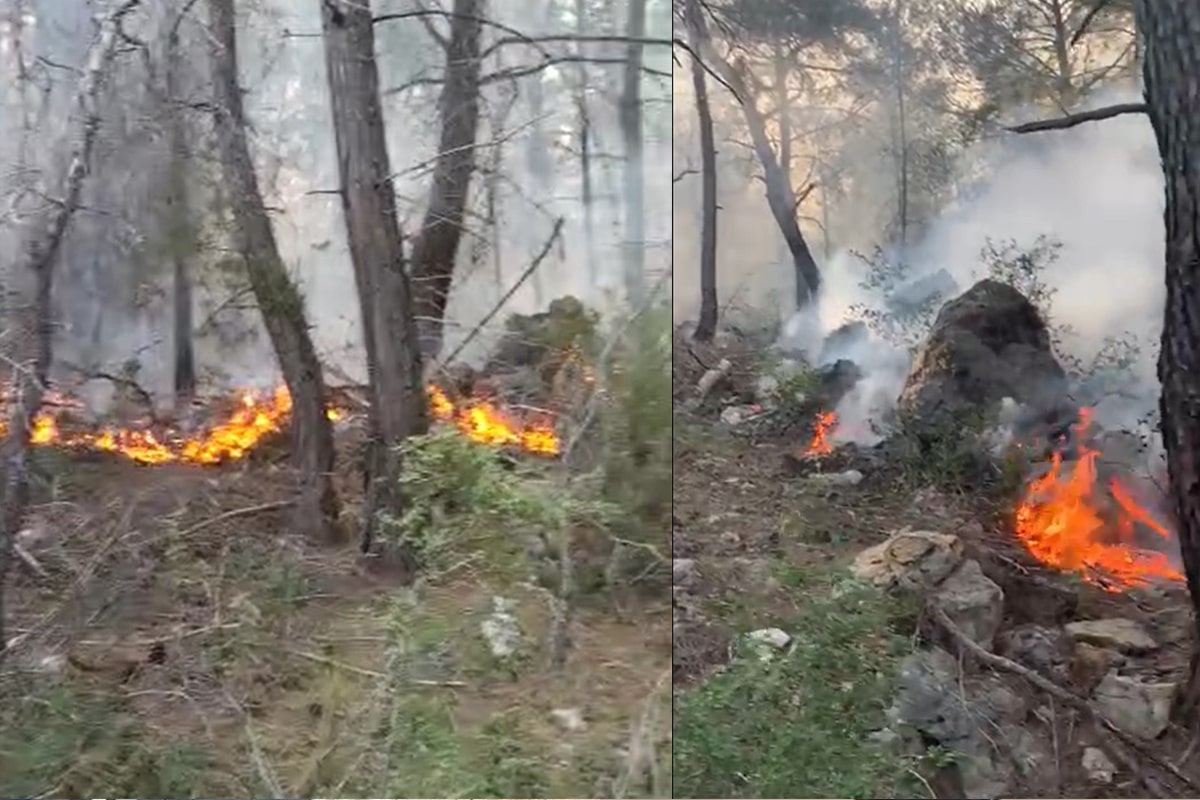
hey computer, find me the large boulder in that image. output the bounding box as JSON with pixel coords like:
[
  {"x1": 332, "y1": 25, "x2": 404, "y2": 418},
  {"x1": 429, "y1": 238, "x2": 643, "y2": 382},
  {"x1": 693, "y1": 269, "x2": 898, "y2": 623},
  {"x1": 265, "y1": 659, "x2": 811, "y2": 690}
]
[{"x1": 898, "y1": 280, "x2": 1070, "y2": 432}]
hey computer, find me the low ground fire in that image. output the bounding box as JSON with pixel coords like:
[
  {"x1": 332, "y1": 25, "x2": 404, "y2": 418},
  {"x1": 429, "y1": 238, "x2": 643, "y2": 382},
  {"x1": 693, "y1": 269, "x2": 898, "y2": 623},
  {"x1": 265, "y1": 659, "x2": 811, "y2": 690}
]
[
  {"x1": 0, "y1": 383, "x2": 560, "y2": 465},
  {"x1": 804, "y1": 410, "x2": 838, "y2": 457},
  {"x1": 1014, "y1": 407, "x2": 1182, "y2": 591}
]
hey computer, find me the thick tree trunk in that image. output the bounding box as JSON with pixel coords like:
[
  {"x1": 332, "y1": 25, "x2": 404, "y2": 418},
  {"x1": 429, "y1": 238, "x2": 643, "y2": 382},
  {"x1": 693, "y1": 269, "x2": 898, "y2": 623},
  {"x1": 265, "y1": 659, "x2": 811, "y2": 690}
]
[
  {"x1": 165, "y1": 22, "x2": 195, "y2": 406},
  {"x1": 409, "y1": 0, "x2": 483, "y2": 361},
  {"x1": 209, "y1": 0, "x2": 339, "y2": 542},
  {"x1": 619, "y1": 0, "x2": 647, "y2": 306},
  {"x1": 0, "y1": 0, "x2": 140, "y2": 662},
  {"x1": 1140, "y1": 0, "x2": 1200, "y2": 719},
  {"x1": 687, "y1": 0, "x2": 718, "y2": 342},
  {"x1": 320, "y1": 0, "x2": 428, "y2": 562}
]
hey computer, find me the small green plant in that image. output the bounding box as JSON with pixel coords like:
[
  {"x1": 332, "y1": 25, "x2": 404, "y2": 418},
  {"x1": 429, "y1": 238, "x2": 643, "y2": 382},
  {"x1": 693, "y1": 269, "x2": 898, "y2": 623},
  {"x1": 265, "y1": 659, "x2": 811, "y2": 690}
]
[{"x1": 674, "y1": 572, "x2": 918, "y2": 798}]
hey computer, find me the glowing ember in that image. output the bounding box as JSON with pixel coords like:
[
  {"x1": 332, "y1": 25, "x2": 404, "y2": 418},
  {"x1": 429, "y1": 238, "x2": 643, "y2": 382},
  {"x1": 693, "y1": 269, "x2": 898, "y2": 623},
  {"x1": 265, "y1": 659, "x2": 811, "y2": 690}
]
[
  {"x1": 1014, "y1": 408, "x2": 1183, "y2": 591},
  {"x1": 804, "y1": 410, "x2": 838, "y2": 457},
  {"x1": 0, "y1": 383, "x2": 560, "y2": 465}
]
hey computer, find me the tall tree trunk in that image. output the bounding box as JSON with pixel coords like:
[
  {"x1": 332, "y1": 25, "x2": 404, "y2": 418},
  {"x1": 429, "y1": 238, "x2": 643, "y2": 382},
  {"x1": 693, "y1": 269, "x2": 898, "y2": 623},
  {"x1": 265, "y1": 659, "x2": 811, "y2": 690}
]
[
  {"x1": 687, "y1": 0, "x2": 718, "y2": 342},
  {"x1": 0, "y1": 0, "x2": 140, "y2": 662},
  {"x1": 409, "y1": 0, "x2": 483, "y2": 361},
  {"x1": 1049, "y1": 0, "x2": 1077, "y2": 108},
  {"x1": 574, "y1": 0, "x2": 598, "y2": 288},
  {"x1": 320, "y1": 0, "x2": 428, "y2": 562},
  {"x1": 208, "y1": 0, "x2": 339, "y2": 542},
  {"x1": 1140, "y1": 0, "x2": 1200, "y2": 718},
  {"x1": 891, "y1": 0, "x2": 909, "y2": 248},
  {"x1": 165, "y1": 18, "x2": 195, "y2": 406},
  {"x1": 619, "y1": 0, "x2": 647, "y2": 306},
  {"x1": 773, "y1": 43, "x2": 790, "y2": 181}
]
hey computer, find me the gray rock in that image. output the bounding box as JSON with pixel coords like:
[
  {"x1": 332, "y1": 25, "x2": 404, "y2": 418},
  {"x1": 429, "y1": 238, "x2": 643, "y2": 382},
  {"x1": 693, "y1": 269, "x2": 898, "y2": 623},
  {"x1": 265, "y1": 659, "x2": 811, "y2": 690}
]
[
  {"x1": 889, "y1": 648, "x2": 973, "y2": 741},
  {"x1": 480, "y1": 596, "x2": 522, "y2": 659},
  {"x1": 807, "y1": 469, "x2": 864, "y2": 488},
  {"x1": 1093, "y1": 671, "x2": 1176, "y2": 739},
  {"x1": 743, "y1": 627, "x2": 792, "y2": 662},
  {"x1": 851, "y1": 530, "x2": 964, "y2": 591},
  {"x1": 720, "y1": 404, "x2": 762, "y2": 426},
  {"x1": 550, "y1": 707, "x2": 586, "y2": 732},
  {"x1": 996, "y1": 624, "x2": 1071, "y2": 680},
  {"x1": 1065, "y1": 618, "x2": 1157, "y2": 653},
  {"x1": 931, "y1": 559, "x2": 1005, "y2": 651},
  {"x1": 1082, "y1": 746, "x2": 1116, "y2": 784},
  {"x1": 672, "y1": 558, "x2": 698, "y2": 586}
]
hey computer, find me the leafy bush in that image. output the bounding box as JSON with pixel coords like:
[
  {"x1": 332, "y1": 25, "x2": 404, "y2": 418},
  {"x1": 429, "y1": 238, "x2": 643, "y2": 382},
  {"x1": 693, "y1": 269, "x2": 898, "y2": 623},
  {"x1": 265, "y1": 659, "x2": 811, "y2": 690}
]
[{"x1": 674, "y1": 572, "x2": 920, "y2": 799}]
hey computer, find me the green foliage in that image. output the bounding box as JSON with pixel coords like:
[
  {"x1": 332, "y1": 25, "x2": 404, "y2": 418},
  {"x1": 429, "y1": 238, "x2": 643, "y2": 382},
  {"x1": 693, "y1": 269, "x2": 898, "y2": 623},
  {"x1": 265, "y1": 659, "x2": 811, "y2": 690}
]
[
  {"x1": 380, "y1": 428, "x2": 554, "y2": 574},
  {"x1": 0, "y1": 680, "x2": 219, "y2": 797},
  {"x1": 674, "y1": 572, "x2": 920, "y2": 799},
  {"x1": 599, "y1": 305, "x2": 672, "y2": 538}
]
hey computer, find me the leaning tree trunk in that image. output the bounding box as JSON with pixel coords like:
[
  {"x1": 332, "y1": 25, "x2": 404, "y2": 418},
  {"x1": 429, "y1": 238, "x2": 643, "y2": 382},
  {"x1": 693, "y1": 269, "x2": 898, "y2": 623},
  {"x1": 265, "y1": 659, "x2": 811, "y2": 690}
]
[
  {"x1": 209, "y1": 0, "x2": 340, "y2": 542},
  {"x1": 687, "y1": 0, "x2": 718, "y2": 342},
  {"x1": 409, "y1": 0, "x2": 483, "y2": 361},
  {"x1": 320, "y1": 0, "x2": 428, "y2": 562},
  {"x1": 0, "y1": 0, "x2": 140, "y2": 661},
  {"x1": 1141, "y1": 0, "x2": 1200, "y2": 719},
  {"x1": 717, "y1": 56, "x2": 822, "y2": 310},
  {"x1": 619, "y1": 0, "x2": 647, "y2": 307}
]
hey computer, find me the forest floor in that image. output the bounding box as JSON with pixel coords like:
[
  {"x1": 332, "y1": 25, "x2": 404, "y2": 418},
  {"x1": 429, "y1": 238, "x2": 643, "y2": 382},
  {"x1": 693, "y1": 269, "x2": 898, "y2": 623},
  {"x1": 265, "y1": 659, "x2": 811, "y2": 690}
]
[
  {"x1": 0, "y1": 429, "x2": 671, "y2": 797},
  {"x1": 670, "y1": 330, "x2": 1200, "y2": 799}
]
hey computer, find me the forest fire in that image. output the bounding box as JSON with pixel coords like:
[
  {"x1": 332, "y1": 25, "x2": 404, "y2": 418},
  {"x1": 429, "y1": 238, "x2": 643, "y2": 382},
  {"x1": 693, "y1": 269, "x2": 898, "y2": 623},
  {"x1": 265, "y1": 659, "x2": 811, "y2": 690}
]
[
  {"x1": 803, "y1": 410, "x2": 838, "y2": 457},
  {"x1": 0, "y1": 383, "x2": 560, "y2": 465},
  {"x1": 1014, "y1": 408, "x2": 1183, "y2": 591}
]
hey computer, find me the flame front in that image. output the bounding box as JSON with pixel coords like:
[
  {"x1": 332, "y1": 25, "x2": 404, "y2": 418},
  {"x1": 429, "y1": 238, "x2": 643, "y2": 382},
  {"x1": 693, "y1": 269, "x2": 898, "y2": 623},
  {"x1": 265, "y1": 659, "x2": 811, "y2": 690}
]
[
  {"x1": 1014, "y1": 408, "x2": 1183, "y2": 591},
  {"x1": 0, "y1": 383, "x2": 560, "y2": 465},
  {"x1": 804, "y1": 410, "x2": 838, "y2": 457}
]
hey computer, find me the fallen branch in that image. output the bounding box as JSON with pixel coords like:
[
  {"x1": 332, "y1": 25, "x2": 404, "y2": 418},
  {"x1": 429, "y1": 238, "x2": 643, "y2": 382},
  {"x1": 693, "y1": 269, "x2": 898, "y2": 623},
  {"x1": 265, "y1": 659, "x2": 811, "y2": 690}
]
[
  {"x1": 1007, "y1": 102, "x2": 1147, "y2": 134},
  {"x1": 685, "y1": 357, "x2": 732, "y2": 411},
  {"x1": 929, "y1": 604, "x2": 1200, "y2": 795},
  {"x1": 281, "y1": 645, "x2": 465, "y2": 686},
  {"x1": 435, "y1": 216, "x2": 564, "y2": 372},
  {"x1": 178, "y1": 500, "x2": 293, "y2": 538}
]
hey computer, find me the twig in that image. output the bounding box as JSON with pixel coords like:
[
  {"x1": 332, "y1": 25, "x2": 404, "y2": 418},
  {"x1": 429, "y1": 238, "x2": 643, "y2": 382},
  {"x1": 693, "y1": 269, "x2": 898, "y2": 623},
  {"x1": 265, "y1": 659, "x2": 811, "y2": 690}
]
[
  {"x1": 280, "y1": 646, "x2": 465, "y2": 686},
  {"x1": 177, "y1": 500, "x2": 293, "y2": 538},
  {"x1": 929, "y1": 604, "x2": 1200, "y2": 795},
  {"x1": 435, "y1": 217, "x2": 564, "y2": 371},
  {"x1": 1007, "y1": 102, "x2": 1147, "y2": 134}
]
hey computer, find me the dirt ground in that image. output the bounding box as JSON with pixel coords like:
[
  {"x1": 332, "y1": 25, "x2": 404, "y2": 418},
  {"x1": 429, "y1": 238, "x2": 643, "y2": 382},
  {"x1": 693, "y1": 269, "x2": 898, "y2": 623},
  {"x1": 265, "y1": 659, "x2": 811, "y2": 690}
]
[
  {"x1": 0, "y1": 432, "x2": 671, "y2": 797},
  {"x1": 672, "y1": 403, "x2": 1200, "y2": 799}
]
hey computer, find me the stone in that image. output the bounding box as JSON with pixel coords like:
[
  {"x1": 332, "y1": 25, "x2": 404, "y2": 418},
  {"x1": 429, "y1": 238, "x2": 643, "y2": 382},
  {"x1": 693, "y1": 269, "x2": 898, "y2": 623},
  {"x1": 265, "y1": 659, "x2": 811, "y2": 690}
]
[
  {"x1": 1065, "y1": 618, "x2": 1157, "y2": 653},
  {"x1": 1093, "y1": 671, "x2": 1176, "y2": 739},
  {"x1": 807, "y1": 469, "x2": 864, "y2": 488},
  {"x1": 1082, "y1": 746, "x2": 1116, "y2": 784},
  {"x1": 898, "y1": 280, "x2": 1070, "y2": 434},
  {"x1": 743, "y1": 628, "x2": 791, "y2": 662},
  {"x1": 550, "y1": 707, "x2": 586, "y2": 732},
  {"x1": 672, "y1": 558, "x2": 698, "y2": 586},
  {"x1": 1070, "y1": 643, "x2": 1122, "y2": 693},
  {"x1": 930, "y1": 559, "x2": 1005, "y2": 651},
  {"x1": 996, "y1": 624, "x2": 1071, "y2": 681},
  {"x1": 851, "y1": 530, "x2": 964, "y2": 591},
  {"x1": 720, "y1": 404, "x2": 762, "y2": 426},
  {"x1": 480, "y1": 596, "x2": 522, "y2": 659}
]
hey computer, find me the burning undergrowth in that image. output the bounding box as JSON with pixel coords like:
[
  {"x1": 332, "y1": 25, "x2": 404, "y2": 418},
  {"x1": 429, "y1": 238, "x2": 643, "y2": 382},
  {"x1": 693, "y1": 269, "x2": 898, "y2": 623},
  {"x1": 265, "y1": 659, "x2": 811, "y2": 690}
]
[{"x1": 0, "y1": 381, "x2": 561, "y2": 467}]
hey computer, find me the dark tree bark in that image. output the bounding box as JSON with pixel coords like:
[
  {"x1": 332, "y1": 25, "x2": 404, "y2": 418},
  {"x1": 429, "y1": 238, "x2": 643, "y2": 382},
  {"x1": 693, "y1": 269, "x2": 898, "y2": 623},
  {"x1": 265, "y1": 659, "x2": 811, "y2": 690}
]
[
  {"x1": 697, "y1": 43, "x2": 822, "y2": 310},
  {"x1": 209, "y1": 0, "x2": 340, "y2": 542},
  {"x1": 320, "y1": 0, "x2": 428, "y2": 561},
  {"x1": 686, "y1": 0, "x2": 718, "y2": 342},
  {"x1": 165, "y1": 11, "x2": 195, "y2": 406},
  {"x1": 619, "y1": 0, "x2": 648, "y2": 306},
  {"x1": 0, "y1": 0, "x2": 140, "y2": 662},
  {"x1": 573, "y1": 0, "x2": 599, "y2": 288},
  {"x1": 1142, "y1": 0, "x2": 1200, "y2": 719},
  {"x1": 409, "y1": 0, "x2": 483, "y2": 361}
]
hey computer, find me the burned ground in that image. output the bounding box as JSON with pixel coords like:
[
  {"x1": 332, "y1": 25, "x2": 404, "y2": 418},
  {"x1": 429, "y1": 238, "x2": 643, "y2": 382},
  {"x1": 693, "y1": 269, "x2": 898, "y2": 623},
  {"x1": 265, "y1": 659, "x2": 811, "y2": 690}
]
[
  {"x1": 0, "y1": 375, "x2": 671, "y2": 797},
  {"x1": 672, "y1": 312, "x2": 1200, "y2": 799}
]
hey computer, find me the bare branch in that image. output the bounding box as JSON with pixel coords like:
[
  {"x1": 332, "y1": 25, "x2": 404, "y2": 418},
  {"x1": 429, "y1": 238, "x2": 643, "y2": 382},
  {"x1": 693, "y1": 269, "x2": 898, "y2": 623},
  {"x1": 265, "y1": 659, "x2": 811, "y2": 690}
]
[{"x1": 1006, "y1": 101, "x2": 1147, "y2": 133}]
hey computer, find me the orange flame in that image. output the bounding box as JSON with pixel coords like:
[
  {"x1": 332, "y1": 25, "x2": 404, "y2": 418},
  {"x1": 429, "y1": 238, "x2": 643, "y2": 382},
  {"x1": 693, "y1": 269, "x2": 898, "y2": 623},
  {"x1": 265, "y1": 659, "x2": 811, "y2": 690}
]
[
  {"x1": 1014, "y1": 408, "x2": 1182, "y2": 591},
  {"x1": 804, "y1": 411, "x2": 838, "y2": 457},
  {"x1": 0, "y1": 383, "x2": 560, "y2": 465}
]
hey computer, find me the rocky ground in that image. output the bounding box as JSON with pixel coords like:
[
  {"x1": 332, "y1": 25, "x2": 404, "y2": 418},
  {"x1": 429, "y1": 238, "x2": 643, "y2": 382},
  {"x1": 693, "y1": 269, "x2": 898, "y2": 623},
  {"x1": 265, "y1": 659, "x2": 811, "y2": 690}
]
[{"x1": 673, "y1": 281, "x2": 1200, "y2": 799}]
